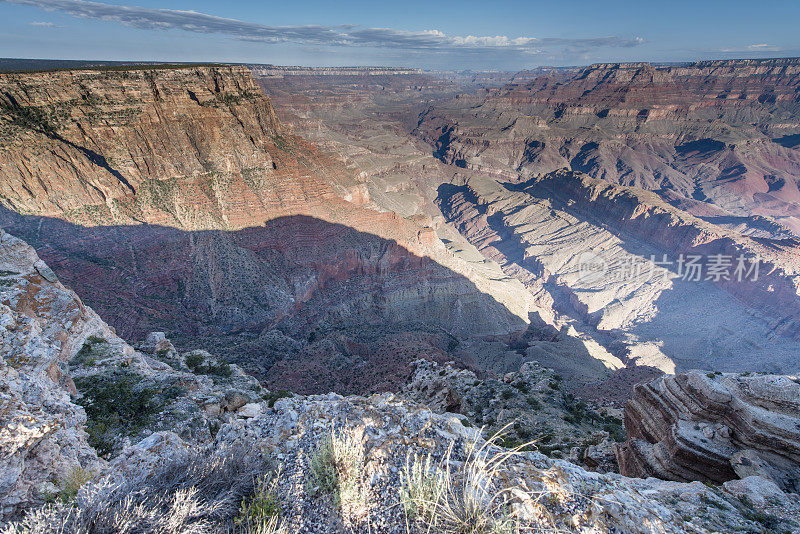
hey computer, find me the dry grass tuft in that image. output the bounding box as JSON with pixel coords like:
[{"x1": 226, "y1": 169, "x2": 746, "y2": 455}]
[
  {"x1": 400, "y1": 425, "x2": 534, "y2": 534},
  {"x1": 308, "y1": 426, "x2": 368, "y2": 523},
  {"x1": 3, "y1": 445, "x2": 273, "y2": 534}
]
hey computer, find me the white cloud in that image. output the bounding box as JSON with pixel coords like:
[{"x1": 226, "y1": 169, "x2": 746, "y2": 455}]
[
  {"x1": 28, "y1": 20, "x2": 56, "y2": 27},
  {"x1": 718, "y1": 43, "x2": 785, "y2": 53},
  {"x1": 5, "y1": 0, "x2": 643, "y2": 56}
]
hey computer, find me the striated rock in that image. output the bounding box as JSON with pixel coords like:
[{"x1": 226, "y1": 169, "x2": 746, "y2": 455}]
[{"x1": 616, "y1": 371, "x2": 800, "y2": 492}]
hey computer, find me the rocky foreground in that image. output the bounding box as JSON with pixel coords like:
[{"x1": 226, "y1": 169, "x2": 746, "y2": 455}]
[{"x1": 2, "y1": 228, "x2": 800, "y2": 532}]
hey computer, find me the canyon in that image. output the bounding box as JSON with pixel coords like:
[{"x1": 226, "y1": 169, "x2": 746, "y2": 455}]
[
  {"x1": 256, "y1": 59, "x2": 800, "y2": 385},
  {"x1": 2, "y1": 214, "x2": 798, "y2": 532},
  {"x1": 2, "y1": 59, "x2": 800, "y2": 394},
  {"x1": 2, "y1": 58, "x2": 800, "y2": 530},
  {"x1": 0, "y1": 65, "x2": 538, "y2": 394}
]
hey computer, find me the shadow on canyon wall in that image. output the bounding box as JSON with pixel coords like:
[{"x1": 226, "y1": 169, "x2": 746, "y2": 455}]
[{"x1": 0, "y1": 205, "x2": 578, "y2": 394}]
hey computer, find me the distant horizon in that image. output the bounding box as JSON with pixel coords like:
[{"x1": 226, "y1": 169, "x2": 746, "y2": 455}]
[{"x1": 2, "y1": 55, "x2": 800, "y2": 74}]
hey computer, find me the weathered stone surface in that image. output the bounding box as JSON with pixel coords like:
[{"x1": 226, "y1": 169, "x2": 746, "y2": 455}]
[
  {"x1": 0, "y1": 230, "x2": 267, "y2": 520},
  {"x1": 616, "y1": 371, "x2": 800, "y2": 492},
  {"x1": 97, "y1": 392, "x2": 798, "y2": 533},
  {"x1": 0, "y1": 229, "x2": 107, "y2": 520}
]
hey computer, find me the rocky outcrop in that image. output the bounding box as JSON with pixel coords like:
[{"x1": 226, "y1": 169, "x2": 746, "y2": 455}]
[
  {"x1": 0, "y1": 229, "x2": 265, "y2": 520},
  {"x1": 8, "y1": 387, "x2": 800, "y2": 532},
  {"x1": 402, "y1": 359, "x2": 625, "y2": 469},
  {"x1": 0, "y1": 229, "x2": 108, "y2": 519},
  {"x1": 616, "y1": 371, "x2": 800, "y2": 492}
]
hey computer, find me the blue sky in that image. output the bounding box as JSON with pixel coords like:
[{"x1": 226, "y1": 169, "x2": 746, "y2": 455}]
[{"x1": 1, "y1": 0, "x2": 798, "y2": 69}]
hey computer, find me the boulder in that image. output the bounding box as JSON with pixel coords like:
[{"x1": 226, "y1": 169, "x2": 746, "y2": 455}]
[{"x1": 139, "y1": 332, "x2": 176, "y2": 355}]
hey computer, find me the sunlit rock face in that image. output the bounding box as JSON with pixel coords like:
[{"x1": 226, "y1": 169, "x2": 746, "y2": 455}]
[{"x1": 436, "y1": 169, "x2": 800, "y2": 374}]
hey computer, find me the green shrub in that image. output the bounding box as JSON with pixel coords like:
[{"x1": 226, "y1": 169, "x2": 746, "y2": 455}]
[
  {"x1": 57, "y1": 466, "x2": 94, "y2": 503},
  {"x1": 1, "y1": 102, "x2": 59, "y2": 135},
  {"x1": 184, "y1": 352, "x2": 232, "y2": 377},
  {"x1": 185, "y1": 352, "x2": 205, "y2": 371},
  {"x1": 72, "y1": 336, "x2": 107, "y2": 367},
  {"x1": 263, "y1": 389, "x2": 292, "y2": 408},
  {"x1": 512, "y1": 382, "x2": 530, "y2": 394},
  {"x1": 236, "y1": 472, "x2": 282, "y2": 531},
  {"x1": 74, "y1": 373, "x2": 163, "y2": 456}
]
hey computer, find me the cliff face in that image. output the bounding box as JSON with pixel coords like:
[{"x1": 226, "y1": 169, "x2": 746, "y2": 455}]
[
  {"x1": 0, "y1": 66, "x2": 284, "y2": 223},
  {"x1": 617, "y1": 371, "x2": 800, "y2": 492},
  {"x1": 415, "y1": 58, "x2": 800, "y2": 237},
  {"x1": 0, "y1": 66, "x2": 536, "y2": 393}
]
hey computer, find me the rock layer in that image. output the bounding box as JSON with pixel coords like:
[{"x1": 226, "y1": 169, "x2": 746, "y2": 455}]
[{"x1": 617, "y1": 371, "x2": 800, "y2": 492}]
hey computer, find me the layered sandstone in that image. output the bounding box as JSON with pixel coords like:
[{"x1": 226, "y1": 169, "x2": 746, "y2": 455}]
[{"x1": 616, "y1": 371, "x2": 800, "y2": 493}]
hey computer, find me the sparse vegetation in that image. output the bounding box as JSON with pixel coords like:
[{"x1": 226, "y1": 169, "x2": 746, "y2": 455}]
[
  {"x1": 735, "y1": 495, "x2": 786, "y2": 531},
  {"x1": 400, "y1": 427, "x2": 528, "y2": 534},
  {"x1": 56, "y1": 467, "x2": 94, "y2": 504},
  {"x1": 235, "y1": 471, "x2": 286, "y2": 534},
  {"x1": 184, "y1": 352, "x2": 233, "y2": 377},
  {"x1": 308, "y1": 427, "x2": 367, "y2": 512},
  {"x1": 262, "y1": 389, "x2": 292, "y2": 408},
  {"x1": 3, "y1": 446, "x2": 273, "y2": 533},
  {"x1": 0, "y1": 102, "x2": 60, "y2": 135}
]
